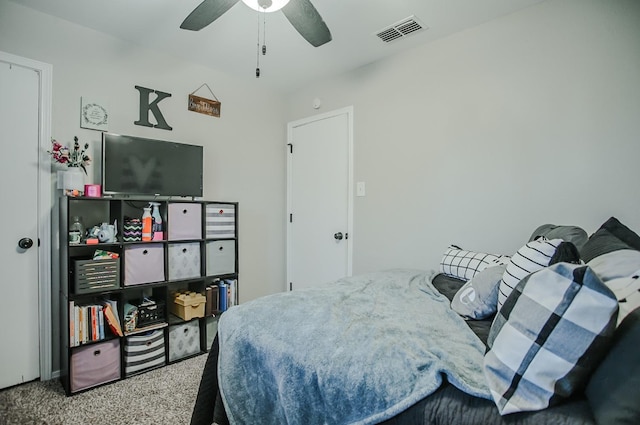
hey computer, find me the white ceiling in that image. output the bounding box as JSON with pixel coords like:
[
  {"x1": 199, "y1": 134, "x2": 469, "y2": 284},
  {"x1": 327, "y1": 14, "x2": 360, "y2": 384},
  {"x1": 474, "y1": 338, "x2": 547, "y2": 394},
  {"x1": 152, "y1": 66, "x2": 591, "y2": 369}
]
[{"x1": 9, "y1": 0, "x2": 545, "y2": 93}]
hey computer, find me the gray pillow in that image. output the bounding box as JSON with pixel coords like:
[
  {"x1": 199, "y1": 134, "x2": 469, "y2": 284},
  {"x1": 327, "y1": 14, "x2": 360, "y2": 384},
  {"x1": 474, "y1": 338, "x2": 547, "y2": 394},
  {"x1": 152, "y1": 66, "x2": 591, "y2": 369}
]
[
  {"x1": 585, "y1": 307, "x2": 640, "y2": 425},
  {"x1": 451, "y1": 265, "x2": 506, "y2": 320},
  {"x1": 528, "y1": 224, "x2": 589, "y2": 251},
  {"x1": 580, "y1": 217, "x2": 640, "y2": 263}
]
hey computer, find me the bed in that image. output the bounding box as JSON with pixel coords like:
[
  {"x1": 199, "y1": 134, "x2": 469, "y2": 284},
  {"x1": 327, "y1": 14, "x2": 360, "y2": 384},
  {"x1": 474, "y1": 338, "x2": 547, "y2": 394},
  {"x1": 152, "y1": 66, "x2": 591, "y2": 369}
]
[{"x1": 191, "y1": 218, "x2": 640, "y2": 425}]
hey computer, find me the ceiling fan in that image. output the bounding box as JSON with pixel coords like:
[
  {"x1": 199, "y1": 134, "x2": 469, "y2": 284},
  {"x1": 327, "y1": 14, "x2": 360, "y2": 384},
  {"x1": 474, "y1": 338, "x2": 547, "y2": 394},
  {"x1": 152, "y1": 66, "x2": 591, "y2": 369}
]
[{"x1": 180, "y1": 0, "x2": 332, "y2": 47}]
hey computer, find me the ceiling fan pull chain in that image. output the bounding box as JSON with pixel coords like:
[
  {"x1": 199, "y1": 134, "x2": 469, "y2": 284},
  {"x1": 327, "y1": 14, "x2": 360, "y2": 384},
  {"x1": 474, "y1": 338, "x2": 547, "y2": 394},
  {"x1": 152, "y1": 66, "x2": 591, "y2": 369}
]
[
  {"x1": 262, "y1": 10, "x2": 267, "y2": 55},
  {"x1": 255, "y1": 10, "x2": 261, "y2": 78}
]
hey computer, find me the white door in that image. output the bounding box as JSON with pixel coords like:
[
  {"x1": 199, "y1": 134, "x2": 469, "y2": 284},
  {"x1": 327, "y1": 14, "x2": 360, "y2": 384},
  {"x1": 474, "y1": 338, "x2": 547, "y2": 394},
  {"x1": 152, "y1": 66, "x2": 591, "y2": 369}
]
[
  {"x1": 287, "y1": 107, "x2": 353, "y2": 291},
  {"x1": 0, "y1": 53, "x2": 52, "y2": 388}
]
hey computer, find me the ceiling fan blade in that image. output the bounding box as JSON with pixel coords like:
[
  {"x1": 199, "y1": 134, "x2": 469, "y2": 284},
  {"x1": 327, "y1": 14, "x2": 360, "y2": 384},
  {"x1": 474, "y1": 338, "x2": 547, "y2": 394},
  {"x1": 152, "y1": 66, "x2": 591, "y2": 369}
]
[
  {"x1": 281, "y1": 0, "x2": 332, "y2": 47},
  {"x1": 180, "y1": 0, "x2": 240, "y2": 31}
]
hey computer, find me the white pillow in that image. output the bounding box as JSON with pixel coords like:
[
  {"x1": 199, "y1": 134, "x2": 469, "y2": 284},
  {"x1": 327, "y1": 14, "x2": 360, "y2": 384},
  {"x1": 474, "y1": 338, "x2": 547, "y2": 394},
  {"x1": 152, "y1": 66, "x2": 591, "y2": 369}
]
[
  {"x1": 587, "y1": 249, "x2": 640, "y2": 282},
  {"x1": 451, "y1": 265, "x2": 506, "y2": 320},
  {"x1": 440, "y1": 245, "x2": 509, "y2": 282},
  {"x1": 497, "y1": 237, "x2": 565, "y2": 311},
  {"x1": 605, "y1": 270, "x2": 640, "y2": 326}
]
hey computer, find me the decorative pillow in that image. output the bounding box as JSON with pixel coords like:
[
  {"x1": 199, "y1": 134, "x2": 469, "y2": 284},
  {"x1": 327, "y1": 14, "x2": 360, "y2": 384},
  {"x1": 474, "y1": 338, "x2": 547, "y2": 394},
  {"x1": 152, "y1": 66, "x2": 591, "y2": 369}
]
[
  {"x1": 605, "y1": 271, "x2": 640, "y2": 326},
  {"x1": 585, "y1": 307, "x2": 640, "y2": 425},
  {"x1": 484, "y1": 263, "x2": 618, "y2": 415},
  {"x1": 528, "y1": 224, "x2": 589, "y2": 252},
  {"x1": 497, "y1": 237, "x2": 581, "y2": 311},
  {"x1": 580, "y1": 217, "x2": 640, "y2": 263},
  {"x1": 587, "y1": 249, "x2": 640, "y2": 282},
  {"x1": 439, "y1": 245, "x2": 509, "y2": 281},
  {"x1": 451, "y1": 265, "x2": 506, "y2": 320}
]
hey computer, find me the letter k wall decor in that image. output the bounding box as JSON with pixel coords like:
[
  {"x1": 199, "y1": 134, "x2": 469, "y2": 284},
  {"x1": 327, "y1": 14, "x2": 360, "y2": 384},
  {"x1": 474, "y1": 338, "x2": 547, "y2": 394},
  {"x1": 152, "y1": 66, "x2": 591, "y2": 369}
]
[{"x1": 134, "y1": 85, "x2": 173, "y2": 131}]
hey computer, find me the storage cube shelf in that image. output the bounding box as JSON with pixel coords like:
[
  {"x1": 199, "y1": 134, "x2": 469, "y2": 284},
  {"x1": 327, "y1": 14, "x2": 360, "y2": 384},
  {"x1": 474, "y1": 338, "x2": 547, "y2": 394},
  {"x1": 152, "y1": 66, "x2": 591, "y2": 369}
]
[{"x1": 60, "y1": 197, "x2": 238, "y2": 395}]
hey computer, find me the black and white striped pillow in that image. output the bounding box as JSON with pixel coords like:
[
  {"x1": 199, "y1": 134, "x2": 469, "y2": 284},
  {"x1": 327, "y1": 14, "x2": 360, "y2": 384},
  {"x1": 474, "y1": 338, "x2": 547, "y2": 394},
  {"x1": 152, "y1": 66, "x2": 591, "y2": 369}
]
[{"x1": 497, "y1": 237, "x2": 580, "y2": 311}]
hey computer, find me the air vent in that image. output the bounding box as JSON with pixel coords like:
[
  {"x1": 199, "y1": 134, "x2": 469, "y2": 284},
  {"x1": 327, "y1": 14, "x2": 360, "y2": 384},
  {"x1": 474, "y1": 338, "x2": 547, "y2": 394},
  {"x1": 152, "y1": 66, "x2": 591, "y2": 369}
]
[{"x1": 375, "y1": 16, "x2": 427, "y2": 43}]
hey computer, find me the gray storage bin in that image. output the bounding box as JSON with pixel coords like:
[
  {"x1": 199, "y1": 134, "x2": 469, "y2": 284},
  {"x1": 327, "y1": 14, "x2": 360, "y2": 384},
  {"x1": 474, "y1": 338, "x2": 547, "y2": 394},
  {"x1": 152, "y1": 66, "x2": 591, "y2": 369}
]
[
  {"x1": 74, "y1": 258, "x2": 120, "y2": 294},
  {"x1": 70, "y1": 339, "x2": 121, "y2": 392},
  {"x1": 169, "y1": 320, "x2": 201, "y2": 362},
  {"x1": 124, "y1": 243, "x2": 165, "y2": 286},
  {"x1": 168, "y1": 203, "x2": 202, "y2": 240},
  {"x1": 206, "y1": 240, "x2": 236, "y2": 276},
  {"x1": 168, "y1": 242, "x2": 201, "y2": 280},
  {"x1": 206, "y1": 316, "x2": 218, "y2": 350},
  {"x1": 124, "y1": 329, "x2": 166, "y2": 376}
]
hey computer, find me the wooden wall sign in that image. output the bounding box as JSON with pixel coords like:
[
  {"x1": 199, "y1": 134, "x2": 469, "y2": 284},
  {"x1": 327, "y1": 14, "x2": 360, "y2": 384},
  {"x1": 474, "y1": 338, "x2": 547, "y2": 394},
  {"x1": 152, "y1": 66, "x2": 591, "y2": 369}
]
[
  {"x1": 188, "y1": 83, "x2": 221, "y2": 118},
  {"x1": 188, "y1": 94, "x2": 221, "y2": 117}
]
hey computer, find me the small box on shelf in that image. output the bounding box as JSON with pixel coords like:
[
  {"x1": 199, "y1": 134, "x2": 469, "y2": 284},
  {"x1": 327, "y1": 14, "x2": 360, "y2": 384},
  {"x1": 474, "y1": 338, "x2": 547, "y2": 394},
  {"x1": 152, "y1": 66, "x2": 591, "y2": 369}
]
[{"x1": 171, "y1": 291, "x2": 206, "y2": 321}]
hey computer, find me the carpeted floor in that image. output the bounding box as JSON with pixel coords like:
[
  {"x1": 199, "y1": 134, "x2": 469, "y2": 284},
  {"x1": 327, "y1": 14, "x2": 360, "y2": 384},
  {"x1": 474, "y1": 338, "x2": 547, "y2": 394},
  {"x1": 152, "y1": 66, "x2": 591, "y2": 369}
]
[{"x1": 0, "y1": 354, "x2": 207, "y2": 425}]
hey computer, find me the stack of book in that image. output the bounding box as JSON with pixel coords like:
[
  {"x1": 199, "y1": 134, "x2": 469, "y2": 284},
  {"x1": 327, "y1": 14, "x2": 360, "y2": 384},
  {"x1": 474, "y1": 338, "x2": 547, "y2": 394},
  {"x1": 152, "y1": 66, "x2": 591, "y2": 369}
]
[
  {"x1": 205, "y1": 279, "x2": 237, "y2": 316},
  {"x1": 69, "y1": 299, "x2": 123, "y2": 347}
]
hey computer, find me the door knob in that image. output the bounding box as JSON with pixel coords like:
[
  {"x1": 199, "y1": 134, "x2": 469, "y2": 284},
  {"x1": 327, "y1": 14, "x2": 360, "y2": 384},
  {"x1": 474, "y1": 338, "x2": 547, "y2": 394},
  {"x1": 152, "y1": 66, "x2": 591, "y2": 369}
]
[
  {"x1": 18, "y1": 237, "x2": 34, "y2": 249},
  {"x1": 334, "y1": 232, "x2": 343, "y2": 241}
]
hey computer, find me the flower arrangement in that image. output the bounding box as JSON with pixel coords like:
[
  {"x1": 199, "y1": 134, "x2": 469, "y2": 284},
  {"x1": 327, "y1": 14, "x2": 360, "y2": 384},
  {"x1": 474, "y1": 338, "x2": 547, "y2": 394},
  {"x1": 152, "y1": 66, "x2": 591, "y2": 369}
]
[{"x1": 49, "y1": 136, "x2": 91, "y2": 174}]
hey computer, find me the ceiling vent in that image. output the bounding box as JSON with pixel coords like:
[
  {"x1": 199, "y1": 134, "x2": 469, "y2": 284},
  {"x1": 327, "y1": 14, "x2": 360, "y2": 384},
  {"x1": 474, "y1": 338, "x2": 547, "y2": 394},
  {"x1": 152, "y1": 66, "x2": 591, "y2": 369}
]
[{"x1": 375, "y1": 16, "x2": 427, "y2": 43}]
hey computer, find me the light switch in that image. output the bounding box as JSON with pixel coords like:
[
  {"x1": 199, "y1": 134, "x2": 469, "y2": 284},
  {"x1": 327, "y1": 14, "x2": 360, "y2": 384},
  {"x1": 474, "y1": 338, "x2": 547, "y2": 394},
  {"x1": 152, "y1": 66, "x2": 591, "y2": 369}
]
[{"x1": 356, "y1": 181, "x2": 366, "y2": 197}]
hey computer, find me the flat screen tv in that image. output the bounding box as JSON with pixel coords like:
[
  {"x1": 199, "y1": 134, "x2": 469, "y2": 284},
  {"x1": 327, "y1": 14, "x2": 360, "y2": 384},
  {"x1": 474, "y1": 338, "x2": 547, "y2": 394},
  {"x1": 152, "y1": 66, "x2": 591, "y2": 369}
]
[{"x1": 101, "y1": 133, "x2": 203, "y2": 197}]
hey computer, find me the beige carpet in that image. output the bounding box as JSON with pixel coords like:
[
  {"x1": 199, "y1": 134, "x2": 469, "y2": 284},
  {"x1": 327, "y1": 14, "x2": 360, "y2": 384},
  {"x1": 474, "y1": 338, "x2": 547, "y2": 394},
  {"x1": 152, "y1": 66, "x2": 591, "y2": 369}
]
[{"x1": 0, "y1": 354, "x2": 207, "y2": 425}]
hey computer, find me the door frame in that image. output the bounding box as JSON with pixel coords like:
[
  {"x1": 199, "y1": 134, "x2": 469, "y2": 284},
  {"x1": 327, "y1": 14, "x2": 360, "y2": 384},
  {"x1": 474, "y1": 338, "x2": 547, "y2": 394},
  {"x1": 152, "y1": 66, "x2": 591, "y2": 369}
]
[
  {"x1": 286, "y1": 106, "x2": 354, "y2": 291},
  {"x1": 0, "y1": 51, "x2": 53, "y2": 381}
]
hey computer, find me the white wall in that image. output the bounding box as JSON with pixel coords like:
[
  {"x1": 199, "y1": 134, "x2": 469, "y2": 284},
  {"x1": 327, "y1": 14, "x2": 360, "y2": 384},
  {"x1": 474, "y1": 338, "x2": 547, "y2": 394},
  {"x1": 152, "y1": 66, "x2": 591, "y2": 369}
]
[
  {"x1": 3, "y1": 0, "x2": 640, "y2": 376},
  {"x1": 0, "y1": 1, "x2": 287, "y2": 372},
  {"x1": 286, "y1": 0, "x2": 640, "y2": 274}
]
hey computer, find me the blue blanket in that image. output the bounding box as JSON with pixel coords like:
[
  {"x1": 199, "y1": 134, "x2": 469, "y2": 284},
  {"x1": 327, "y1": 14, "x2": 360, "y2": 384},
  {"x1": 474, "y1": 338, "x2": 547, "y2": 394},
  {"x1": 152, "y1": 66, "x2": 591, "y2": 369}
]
[{"x1": 217, "y1": 269, "x2": 491, "y2": 425}]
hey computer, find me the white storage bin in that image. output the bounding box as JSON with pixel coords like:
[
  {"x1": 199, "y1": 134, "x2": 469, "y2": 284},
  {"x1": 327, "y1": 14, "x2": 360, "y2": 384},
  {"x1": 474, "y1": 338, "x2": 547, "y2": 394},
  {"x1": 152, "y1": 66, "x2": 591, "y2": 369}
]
[
  {"x1": 169, "y1": 320, "x2": 201, "y2": 361},
  {"x1": 168, "y1": 242, "x2": 201, "y2": 280}
]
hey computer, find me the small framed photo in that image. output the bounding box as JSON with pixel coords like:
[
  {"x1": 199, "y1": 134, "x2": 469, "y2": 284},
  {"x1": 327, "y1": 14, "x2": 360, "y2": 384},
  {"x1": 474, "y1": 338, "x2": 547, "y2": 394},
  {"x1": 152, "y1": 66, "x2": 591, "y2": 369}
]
[{"x1": 80, "y1": 97, "x2": 109, "y2": 131}]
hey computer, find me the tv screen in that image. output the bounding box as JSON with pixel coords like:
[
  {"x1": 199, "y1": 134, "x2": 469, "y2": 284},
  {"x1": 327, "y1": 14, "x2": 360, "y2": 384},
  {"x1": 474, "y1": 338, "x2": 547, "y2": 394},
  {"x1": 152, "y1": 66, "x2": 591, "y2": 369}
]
[{"x1": 102, "y1": 133, "x2": 203, "y2": 197}]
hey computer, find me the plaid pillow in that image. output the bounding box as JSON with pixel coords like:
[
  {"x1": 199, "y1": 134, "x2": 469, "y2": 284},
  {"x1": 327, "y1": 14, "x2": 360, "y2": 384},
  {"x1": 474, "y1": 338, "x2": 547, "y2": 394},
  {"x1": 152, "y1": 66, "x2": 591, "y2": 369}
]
[
  {"x1": 440, "y1": 245, "x2": 509, "y2": 281},
  {"x1": 484, "y1": 263, "x2": 618, "y2": 415}
]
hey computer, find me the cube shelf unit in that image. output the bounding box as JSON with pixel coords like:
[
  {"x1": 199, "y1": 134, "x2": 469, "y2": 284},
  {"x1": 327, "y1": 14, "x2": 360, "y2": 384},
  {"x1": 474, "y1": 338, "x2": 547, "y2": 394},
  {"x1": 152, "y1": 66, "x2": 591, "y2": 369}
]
[{"x1": 59, "y1": 196, "x2": 238, "y2": 395}]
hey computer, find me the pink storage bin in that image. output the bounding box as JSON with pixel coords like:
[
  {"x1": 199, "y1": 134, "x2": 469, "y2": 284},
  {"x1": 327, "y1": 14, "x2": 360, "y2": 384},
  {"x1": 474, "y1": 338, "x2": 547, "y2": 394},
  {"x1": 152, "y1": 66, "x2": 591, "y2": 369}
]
[
  {"x1": 124, "y1": 243, "x2": 165, "y2": 285},
  {"x1": 70, "y1": 339, "x2": 121, "y2": 392},
  {"x1": 168, "y1": 203, "x2": 202, "y2": 240}
]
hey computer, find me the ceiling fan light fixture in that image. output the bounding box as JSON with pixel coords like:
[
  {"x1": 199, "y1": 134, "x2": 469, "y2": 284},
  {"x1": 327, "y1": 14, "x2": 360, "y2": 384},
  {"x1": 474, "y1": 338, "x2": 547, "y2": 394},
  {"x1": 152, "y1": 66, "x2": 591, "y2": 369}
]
[{"x1": 242, "y1": 0, "x2": 291, "y2": 13}]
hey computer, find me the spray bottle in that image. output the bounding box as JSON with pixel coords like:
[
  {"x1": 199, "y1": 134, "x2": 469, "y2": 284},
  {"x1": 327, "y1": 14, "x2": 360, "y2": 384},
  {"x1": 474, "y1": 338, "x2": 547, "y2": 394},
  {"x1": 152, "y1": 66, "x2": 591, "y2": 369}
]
[
  {"x1": 149, "y1": 202, "x2": 163, "y2": 240},
  {"x1": 141, "y1": 206, "x2": 152, "y2": 241}
]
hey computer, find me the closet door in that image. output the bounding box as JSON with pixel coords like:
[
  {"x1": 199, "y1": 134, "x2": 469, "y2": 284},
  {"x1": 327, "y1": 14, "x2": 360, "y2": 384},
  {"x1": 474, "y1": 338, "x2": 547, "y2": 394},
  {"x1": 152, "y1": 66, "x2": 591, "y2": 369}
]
[
  {"x1": 286, "y1": 107, "x2": 353, "y2": 291},
  {"x1": 0, "y1": 56, "x2": 41, "y2": 389}
]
